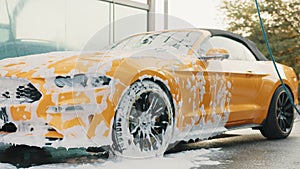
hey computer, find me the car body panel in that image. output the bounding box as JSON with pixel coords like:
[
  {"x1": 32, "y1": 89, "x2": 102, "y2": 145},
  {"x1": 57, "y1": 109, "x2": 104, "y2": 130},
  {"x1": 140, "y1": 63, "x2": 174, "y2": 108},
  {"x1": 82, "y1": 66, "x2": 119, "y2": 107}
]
[{"x1": 0, "y1": 29, "x2": 298, "y2": 148}]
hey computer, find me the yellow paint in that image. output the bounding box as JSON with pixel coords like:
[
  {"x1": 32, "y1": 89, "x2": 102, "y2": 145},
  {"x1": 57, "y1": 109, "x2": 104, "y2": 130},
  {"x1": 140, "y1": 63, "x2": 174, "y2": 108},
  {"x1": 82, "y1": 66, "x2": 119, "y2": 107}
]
[
  {"x1": 37, "y1": 94, "x2": 56, "y2": 119},
  {"x1": 48, "y1": 113, "x2": 63, "y2": 130},
  {"x1": 63, "y1": 117, "x2": 86, "y2": 129},
  {"x1": 3, "y1": 62, "x2": 26, "y2": 67},
  {"x1": 205, "y1": 48, "x2": 229, "y2": 56},
  {"x1": 87, "y1": 98, "x2": 115, "y2": 138},
  {"x1": 0, "y1": 131, "x2": 10, "y2": 134},
  {"x1": 103, "y1": 129, "x2": 110, "y2": 137},
  {"x1": 94, "y1": 88, "x2": 105, "y2": 104},
  {"x1": 106, "y1": 59, "x2": 124, "y2": 77},
  {"x1": 58, "y1": 91, "x2": 91, "y2": 105},
  {"x1": 45, "y1": 131, "x2": 64, "y2": 139},
  {"x1": 10, "y1": 106, "x2": 31, "y2": 121}
]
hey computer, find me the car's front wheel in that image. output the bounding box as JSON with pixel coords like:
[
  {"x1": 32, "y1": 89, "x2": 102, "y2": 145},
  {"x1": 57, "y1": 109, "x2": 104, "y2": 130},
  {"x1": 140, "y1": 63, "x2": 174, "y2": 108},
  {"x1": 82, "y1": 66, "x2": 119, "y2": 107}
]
[
  {"x1": 112, "y1": 80, "x2": 174, "y2": 157},
  {"x1": 260, "y1": 86, "x2": 294, "y2": 139}
]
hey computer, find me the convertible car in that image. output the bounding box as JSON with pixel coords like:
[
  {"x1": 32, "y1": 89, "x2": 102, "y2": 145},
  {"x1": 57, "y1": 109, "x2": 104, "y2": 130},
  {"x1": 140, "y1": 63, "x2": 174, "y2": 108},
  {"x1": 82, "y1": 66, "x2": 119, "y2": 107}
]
[{"x1": 0, "y1": 29, "x2": 298, "y2": 157}]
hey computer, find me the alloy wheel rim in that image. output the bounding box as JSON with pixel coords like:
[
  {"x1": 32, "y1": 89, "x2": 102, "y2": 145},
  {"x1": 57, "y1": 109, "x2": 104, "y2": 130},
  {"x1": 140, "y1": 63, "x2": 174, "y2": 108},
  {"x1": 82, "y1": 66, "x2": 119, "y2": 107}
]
[
  {"x1": 276, "y1": 91, "x2": 293, "y2": 133},
  {"x1": 128, "y1": 91, "x2": 170, "y2": 152}
]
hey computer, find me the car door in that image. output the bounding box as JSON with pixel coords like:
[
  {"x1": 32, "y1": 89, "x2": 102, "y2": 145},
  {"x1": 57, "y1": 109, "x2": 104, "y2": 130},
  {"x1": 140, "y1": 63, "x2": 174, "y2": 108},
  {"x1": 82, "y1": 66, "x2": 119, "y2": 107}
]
[{"x1": 196, "y1": 36, "x2": 267, "y2": 127}]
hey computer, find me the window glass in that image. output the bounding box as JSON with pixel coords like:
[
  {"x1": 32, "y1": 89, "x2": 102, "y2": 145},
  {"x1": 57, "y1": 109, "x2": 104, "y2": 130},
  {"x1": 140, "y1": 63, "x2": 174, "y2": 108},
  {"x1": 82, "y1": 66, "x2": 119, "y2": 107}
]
[
  {"x1": 114, "y1": 4, "x2": 147, "y2": 42},
  {"x1": 0, "y1": 0, "x2": 14, "y2": 25},
  {"x1": 198, "y1": 36, "x2": 257, "y2": 61},
  {"x1": 0, "y1": 0, "x2": 66, "y2": 59},
  {"x1": 0, "y1": 0, "x2": 149, "y2": 59},
  {"x1": 65, "y1": 0, "x2": 110, "y2": 50},
  {"x1": 16, "y1": 0, "x2": 110, "y2": 50},
  {"x1": 0, "y1": 28, "x2": 9, "y2": 43},
  {"x1": 110, "y1": 31, "x2": 203, "y2": 55},
  {"x1": 0, "y1": 0, "x2": 19, "y2": 43},
  {"x1": 0, "y1": 0, "x2": 111, "y2": 59},
  {"x1": 15, "y1": 0, "x2": 65, "y2": 45}
]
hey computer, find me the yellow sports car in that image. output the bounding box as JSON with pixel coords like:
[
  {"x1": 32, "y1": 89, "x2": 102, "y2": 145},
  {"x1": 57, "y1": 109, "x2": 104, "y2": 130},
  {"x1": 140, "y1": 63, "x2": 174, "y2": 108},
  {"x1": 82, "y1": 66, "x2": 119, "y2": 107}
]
[{"x1": 0, "y1": 29, "x2": 298, "y2": 157}]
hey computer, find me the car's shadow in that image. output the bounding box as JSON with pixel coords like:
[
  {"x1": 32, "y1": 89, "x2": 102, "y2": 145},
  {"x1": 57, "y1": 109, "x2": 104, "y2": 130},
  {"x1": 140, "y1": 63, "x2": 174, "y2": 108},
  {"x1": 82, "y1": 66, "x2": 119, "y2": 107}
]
[
  {"x1": 0, "y1": 144, "x2": 109, "y2": 168},
  {"x1": 0, "y1": 145, "x2": 53, "y2": 168},
  {"x1": 0, "y1": 132, "x2": 287, "y2": 168},
  {"x1": 166, "y1": 133, "x2": 258, "y2": 154}
]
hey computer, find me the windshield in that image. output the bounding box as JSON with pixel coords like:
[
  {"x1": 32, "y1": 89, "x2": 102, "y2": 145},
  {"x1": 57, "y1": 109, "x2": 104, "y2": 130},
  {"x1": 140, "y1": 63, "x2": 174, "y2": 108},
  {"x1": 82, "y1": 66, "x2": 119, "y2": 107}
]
[{"x1": 109, "y1": 31, "x2": 204, "y2": 55}]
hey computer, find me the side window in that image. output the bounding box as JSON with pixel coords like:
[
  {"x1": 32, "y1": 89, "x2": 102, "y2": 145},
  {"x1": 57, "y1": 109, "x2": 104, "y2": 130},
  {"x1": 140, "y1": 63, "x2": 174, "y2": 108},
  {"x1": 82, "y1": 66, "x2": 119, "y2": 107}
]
[{"x1": 197, "y1": 36, "x2": 257, "y2": 61}]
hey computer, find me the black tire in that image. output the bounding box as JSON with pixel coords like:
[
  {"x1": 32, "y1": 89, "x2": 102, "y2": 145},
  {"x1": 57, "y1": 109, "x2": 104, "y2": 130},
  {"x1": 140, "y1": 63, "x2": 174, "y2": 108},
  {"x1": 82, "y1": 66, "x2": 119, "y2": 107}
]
[
  {"x1": 260, "y1": 86, "x2": 294, "y2": 139},
  {"x1": 112, "y1": 80, "x2": 174, "y2": 157}
]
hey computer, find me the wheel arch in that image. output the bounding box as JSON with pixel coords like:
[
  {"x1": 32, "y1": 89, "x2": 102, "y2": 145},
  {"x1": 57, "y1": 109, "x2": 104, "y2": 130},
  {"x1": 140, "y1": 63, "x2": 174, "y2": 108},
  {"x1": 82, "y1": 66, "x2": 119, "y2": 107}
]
[{"x1": 273, "y1": 81, "x2": 295, "y2": 103}]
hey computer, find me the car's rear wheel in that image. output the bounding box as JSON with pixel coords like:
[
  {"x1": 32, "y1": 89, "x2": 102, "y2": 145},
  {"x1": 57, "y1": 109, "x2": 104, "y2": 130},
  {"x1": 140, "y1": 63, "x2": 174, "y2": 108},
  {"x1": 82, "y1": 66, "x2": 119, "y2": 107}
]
[
  {"x1": 112, "y1": 80, "x2": 173, "y2": 157},
  {"x1": 260, "y1": 86, "x2": 294, "y2": 139}
]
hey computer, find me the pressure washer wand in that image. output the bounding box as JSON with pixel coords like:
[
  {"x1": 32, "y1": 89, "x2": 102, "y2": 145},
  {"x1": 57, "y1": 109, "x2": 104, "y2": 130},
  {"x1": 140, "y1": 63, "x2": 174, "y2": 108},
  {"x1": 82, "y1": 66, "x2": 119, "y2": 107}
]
[{"x1": 254, "y1": 0, "x2": 300, "y2": 116}]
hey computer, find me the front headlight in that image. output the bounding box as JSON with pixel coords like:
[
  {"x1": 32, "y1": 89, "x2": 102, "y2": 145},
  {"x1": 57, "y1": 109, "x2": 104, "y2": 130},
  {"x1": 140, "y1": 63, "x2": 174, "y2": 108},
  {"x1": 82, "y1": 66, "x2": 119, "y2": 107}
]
[
  {"x1": 54, "y1": 74, "x2": 111, "y2": 88},
  {"x1": 91, "y1": 76, "x2": 111, "y2": 87}
]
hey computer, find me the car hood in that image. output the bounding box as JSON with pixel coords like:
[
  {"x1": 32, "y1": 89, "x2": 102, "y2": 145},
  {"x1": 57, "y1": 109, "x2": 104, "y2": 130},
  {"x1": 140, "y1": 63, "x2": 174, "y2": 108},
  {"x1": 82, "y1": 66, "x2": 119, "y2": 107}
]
[
  {"x1": 0, "y1": 51, "x2": 102, "y2": 78},
  {"x1": 0, "y1": 49, "x2": 184, "y2": 79}
]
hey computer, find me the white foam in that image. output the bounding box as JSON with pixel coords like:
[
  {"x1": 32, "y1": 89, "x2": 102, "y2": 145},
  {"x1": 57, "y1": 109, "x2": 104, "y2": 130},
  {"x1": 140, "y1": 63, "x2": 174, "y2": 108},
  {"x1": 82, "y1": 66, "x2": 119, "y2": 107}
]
[
  {"x1": 27, "y1": 148, "x2": 222, "y2": 169},
  {"x1": 0, "y1": 163, "x2": 17, "y2": 169}
]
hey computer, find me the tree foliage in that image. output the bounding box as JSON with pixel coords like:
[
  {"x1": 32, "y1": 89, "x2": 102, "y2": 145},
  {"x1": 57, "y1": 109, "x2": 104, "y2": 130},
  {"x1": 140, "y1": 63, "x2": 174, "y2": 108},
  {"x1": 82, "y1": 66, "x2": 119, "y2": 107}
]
[{"x1": 221, "y1": 0, "x2": 300, "y2": 100}]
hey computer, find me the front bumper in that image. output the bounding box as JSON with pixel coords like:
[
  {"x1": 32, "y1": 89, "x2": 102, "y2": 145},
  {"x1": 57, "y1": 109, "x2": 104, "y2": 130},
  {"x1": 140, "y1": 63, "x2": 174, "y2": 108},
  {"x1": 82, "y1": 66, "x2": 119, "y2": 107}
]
[
  {"x1": 0, "y1": 102, "x2": 115, "y2": 148},
  {"x1": 0, "y1": 87, "x2": 117, "y2": 148}
]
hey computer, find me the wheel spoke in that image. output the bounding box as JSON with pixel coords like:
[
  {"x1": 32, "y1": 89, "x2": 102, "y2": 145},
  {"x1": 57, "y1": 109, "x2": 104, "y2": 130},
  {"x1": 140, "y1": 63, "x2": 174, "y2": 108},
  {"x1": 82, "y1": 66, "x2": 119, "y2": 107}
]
[
  {"x1": 278, "y1": 95, "x2": 283, "y2": 107},
  {"x1": 148, "y1": 96, "x2": 158, "y2": 111},
  {"x1": 277, "y1": 115, "x2": 282, "y2": 127},
  {"x1": 148, "y1": 95, "x2": 165, "y2": 117},
  {"x1": 276, "y1": 113, "x2": 280, "y2": 121},
  {"x1": 150, "y1": 131, "x2": 162, "y2": 148},
  {"x1": 279, "y1": 114, "x2": 288, "y2": 131},
  {"x1": 283, "y1": 94, "x2": 289, "y2": 106},
  {"x1": 281, "y1": 94, "x2": 286, "y2": 105},
  {"x1": 153, "y1": 106, "x2": 164, "y2": 114},
  {"x1": 278, "y1": 117, "x2": 284, "y2": 130},
  {"x1": 151, "y1": 108, "x2": 164, "y2": 120},
  {"x1": 139, "y1": 131, "x2": 145, "y2": 151},
  {"x1": 151, "y1": 126, "x2": 161, "y2": 135},
  {"x1": 284, "y1": 103, "x2": 292, "y2": 111},
  {"x1": 145, "y1": 131, "x2": 153, "y2": 151},
  {"x1": 283, "y1": 111, "x2": 293, "y2": 118},
  {"x1": 133, "y1": 132, "x2": 140, "y2": 145},
  {"x1": 281, "y1": 121, "x2": 286, "y2": 131},
  {"x1": 282, "y1": 116, "x2": 290, "y2": 129},
  {"x1": 130, "y1": 125, "x2": 140, "y2": 134}
]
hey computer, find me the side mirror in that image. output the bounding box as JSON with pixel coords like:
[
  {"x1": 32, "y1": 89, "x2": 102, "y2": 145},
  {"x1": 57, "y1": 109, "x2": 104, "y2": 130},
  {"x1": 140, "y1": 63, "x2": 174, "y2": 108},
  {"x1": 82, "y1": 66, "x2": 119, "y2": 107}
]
[{"x1": 198, "y1": 48, "x2": 230, "y2": 60}]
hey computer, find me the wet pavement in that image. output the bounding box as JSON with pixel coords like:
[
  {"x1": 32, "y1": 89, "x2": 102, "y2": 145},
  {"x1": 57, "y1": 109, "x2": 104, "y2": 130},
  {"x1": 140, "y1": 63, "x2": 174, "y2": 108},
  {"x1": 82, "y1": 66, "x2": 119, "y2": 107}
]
[
  {"x1": 192, "y1": 121, "x2": 300, "y2": 169},
  {"x1": 0, "y1": 121, "x2": 300, "y2": 168}
]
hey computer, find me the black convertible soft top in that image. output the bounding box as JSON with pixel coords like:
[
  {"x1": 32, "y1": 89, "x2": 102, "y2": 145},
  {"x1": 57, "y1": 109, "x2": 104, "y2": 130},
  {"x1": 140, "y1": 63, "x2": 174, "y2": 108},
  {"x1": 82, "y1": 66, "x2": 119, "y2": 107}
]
[{"x1": 204, "y1": 29, "x2": 268, "y2": 61}]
